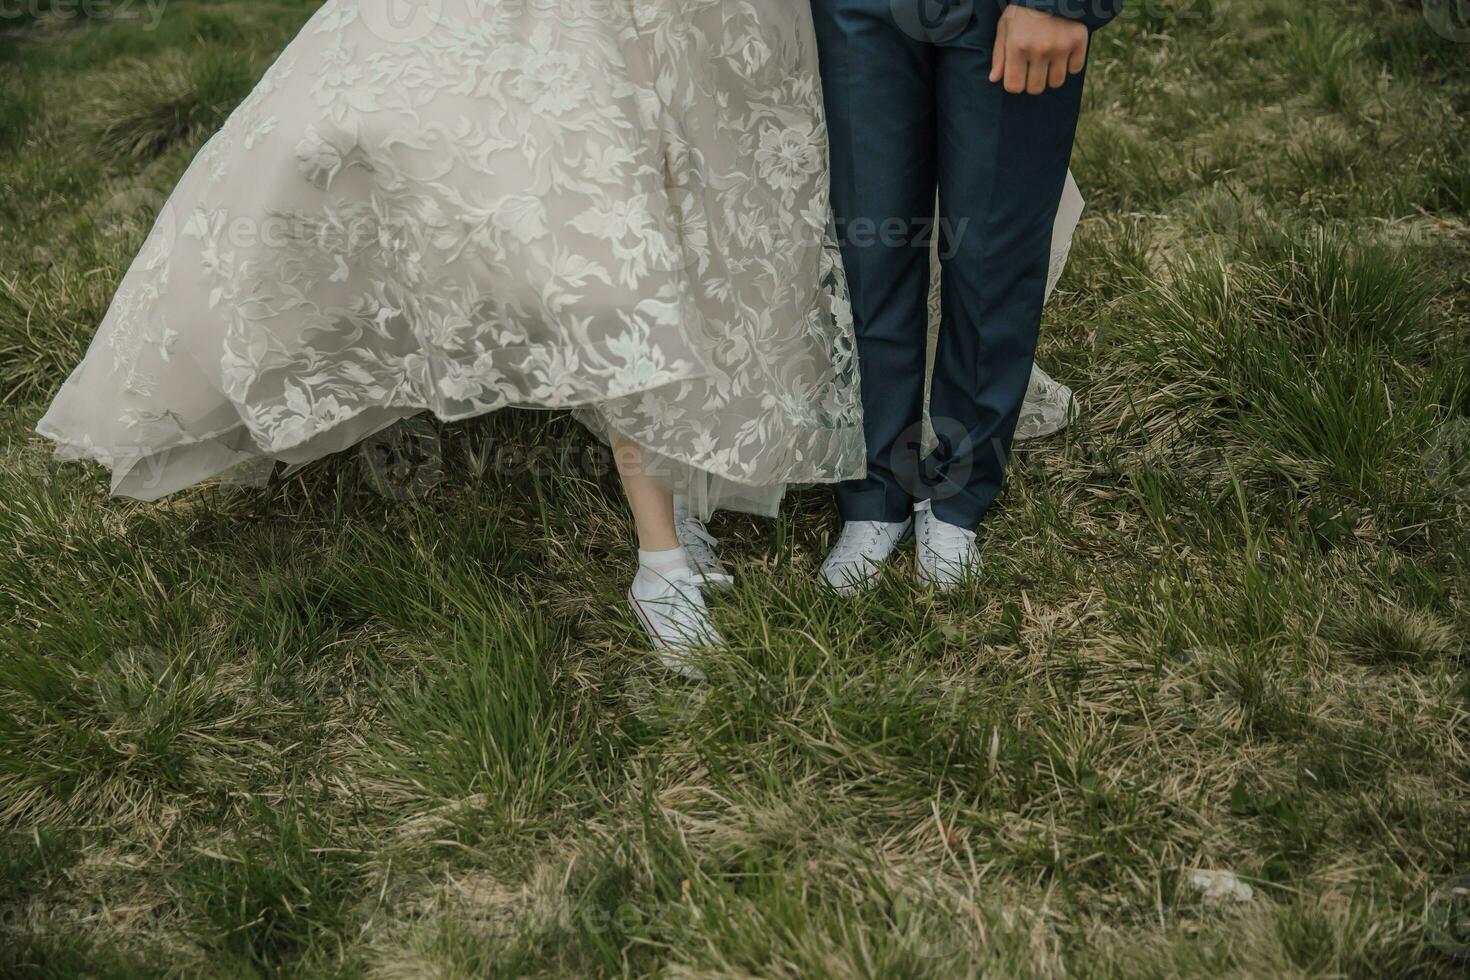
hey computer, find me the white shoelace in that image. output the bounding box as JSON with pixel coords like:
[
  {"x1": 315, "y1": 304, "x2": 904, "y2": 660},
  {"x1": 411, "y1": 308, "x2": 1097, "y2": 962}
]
[
  {"x1": 830, "y1": 523, "x2": 888, "y2": 565},
  {"x1": 675, "y1": 514, "x2": 727, "y2": 576},
  {"x1": 916, "y1": 503, "x2": 977, "y2": 574},
  {"x1": 924, "y1": 520, "x2": 976, "y2": 555},
  {"x1": 827, "y1": 519, "x2": 909, "y2": 567}
]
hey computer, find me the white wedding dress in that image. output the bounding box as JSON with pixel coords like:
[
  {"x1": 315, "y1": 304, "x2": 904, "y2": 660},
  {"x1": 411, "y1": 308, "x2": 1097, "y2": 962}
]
[{"x1": 37, "y1": 0, "x2": 1079, "y2": 515}]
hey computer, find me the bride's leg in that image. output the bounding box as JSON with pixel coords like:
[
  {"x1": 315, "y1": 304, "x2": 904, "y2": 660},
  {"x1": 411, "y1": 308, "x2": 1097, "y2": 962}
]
[
  {"x1": 610, "y1": 430, "x2": 678, "y2": 551},
  {"x1": 611, "y1": 430, "x2": 725, "y2": 668},
  {"x1": 613, "y1": 436, "x2": 733, "y2": 589}
]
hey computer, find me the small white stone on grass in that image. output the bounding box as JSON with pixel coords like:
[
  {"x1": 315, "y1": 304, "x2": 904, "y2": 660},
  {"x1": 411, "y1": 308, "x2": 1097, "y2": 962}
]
[{"x1": 1189, "y1": 869, "x2": 1254, "y2": 903}]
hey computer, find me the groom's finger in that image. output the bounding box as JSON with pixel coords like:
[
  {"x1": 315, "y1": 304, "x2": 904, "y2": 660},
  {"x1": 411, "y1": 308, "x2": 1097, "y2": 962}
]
[
  {"x1": 1026, "y1": 55, "x2": 1048, "y2": 95},
  {"x1": 1068, "y1": 38, "x2": 1089, "y2": 75},
  {"x1": 1047, "y1": 52, "x2": 1068, "y2": 89},
  {"x1": 989, "y1": 20, "x2": 1008, "y2": 84},
  {"x1": 1004, "y1": 45, "x2": 1029, "y2": 93}
]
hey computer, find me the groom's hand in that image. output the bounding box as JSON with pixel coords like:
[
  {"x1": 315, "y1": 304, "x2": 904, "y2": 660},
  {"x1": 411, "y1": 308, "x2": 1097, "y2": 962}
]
[{"x1": 989, "y1": 5, "x2": 1089, "y2": 95}]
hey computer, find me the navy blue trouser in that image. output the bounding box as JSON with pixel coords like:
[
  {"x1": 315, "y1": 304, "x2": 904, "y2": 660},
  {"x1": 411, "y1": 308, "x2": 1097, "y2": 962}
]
[{"x1": 813, "y1": 0, "x2": 1087, "y2": 529}]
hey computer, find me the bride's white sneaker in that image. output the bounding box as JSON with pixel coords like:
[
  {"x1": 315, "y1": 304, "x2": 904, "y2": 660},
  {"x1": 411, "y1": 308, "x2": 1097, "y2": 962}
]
[
  {"x1": 821, "y1": 518, "x2": 913, "y2": 594},
  {"x1": 674, "y1": 512, "x2": 734, "y2": 591},
  {"x1": 914, "y1": 501, "x2": 980, "y2": 590},
  {"x1": 628, "y1": 566, "x2": 723, "y2": 679}
]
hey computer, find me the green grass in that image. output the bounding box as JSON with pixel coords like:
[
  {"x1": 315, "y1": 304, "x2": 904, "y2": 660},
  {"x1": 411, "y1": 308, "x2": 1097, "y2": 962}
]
[
  {"x1": 1, "y1": 1, "x2": 1468, "y2": 977},
  {"x1": 86, "y1": 47, "x2": 257, "y2": 162}
]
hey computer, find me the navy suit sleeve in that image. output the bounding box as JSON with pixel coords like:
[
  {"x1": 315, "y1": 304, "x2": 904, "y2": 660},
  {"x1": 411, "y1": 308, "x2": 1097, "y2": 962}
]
[{"x1": 1007, "y1": 0, "x2": 1123, "y2": 30}]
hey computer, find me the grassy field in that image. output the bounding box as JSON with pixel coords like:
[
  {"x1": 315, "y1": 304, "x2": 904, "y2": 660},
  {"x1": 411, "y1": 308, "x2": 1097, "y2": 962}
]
[{"x1": 2, "y1": 0, "x2": 1469, "y2": 977}]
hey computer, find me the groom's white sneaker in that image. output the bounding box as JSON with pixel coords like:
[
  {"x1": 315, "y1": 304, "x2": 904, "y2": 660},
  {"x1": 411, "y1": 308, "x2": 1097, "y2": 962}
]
[
  {"x1": 821, "y1": 518, "x2": 912, "y2": 594},
  {"x1": 914, "y1": 501, "x2": 980, "y2": 590},
  {"x1": 628, "y1": 566, "x2": 723, "y2": 679}
]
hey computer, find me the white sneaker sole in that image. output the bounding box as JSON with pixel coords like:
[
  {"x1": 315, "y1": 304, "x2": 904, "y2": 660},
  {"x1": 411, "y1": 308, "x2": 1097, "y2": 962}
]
[
  {"x1": 914, "y1": 559, "x2": 979, "y2": 591},
  {"x1": 824, "y1": 566, "x2": 884, "y2": 595}
]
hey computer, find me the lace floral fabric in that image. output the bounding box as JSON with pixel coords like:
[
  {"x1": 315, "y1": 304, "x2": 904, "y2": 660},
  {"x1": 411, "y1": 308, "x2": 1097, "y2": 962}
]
[
  {"x1": 37, "y1": 0, "x2": 1079, "y2": 512},
  {"x1": 37, "y1": 0, "x2": 862, "y2": 506}
]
